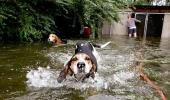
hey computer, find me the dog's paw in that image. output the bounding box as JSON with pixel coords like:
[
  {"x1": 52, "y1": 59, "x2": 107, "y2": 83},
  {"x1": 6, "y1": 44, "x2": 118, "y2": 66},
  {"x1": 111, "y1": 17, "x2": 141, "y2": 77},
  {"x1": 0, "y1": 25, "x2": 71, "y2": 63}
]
[
  {"x1": 57, "y1": 76, "x2": 65, "y2": 83},
  {"x1": 57, "y1": 71, "x2": 67, "y2": 83}
]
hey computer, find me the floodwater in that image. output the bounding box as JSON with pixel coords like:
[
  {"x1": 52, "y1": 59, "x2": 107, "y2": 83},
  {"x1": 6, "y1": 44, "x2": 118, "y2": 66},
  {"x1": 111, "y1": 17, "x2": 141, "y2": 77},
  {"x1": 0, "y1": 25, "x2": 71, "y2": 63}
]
[{"x1": 0, "y1": 36, "x2": 170, "y2": 100}]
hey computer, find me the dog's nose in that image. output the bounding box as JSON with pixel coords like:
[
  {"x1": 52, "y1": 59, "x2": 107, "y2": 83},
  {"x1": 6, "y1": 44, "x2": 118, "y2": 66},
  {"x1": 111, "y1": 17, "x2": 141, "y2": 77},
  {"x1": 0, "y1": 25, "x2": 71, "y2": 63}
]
[
  {"x1": 77, "y1": 62, "x2": 85, "y2": 69},
  {"x1": 48, "y1": 38, "x2": 50, "y2": 41}
]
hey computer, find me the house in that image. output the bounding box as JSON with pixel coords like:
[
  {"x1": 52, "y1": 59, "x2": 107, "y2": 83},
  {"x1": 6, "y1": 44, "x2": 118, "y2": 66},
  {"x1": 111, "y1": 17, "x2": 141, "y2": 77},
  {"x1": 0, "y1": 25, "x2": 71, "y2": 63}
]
[{"x1": 102, "y1": 6, "x2": 170, "y2": 39}]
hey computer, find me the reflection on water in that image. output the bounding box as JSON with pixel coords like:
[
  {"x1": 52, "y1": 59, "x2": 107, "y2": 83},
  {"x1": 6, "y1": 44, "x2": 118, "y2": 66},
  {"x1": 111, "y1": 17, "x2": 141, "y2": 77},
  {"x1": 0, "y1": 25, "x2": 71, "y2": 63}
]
[{"x1": 0, "y1": 36, "x2": 169, "y2": 100}]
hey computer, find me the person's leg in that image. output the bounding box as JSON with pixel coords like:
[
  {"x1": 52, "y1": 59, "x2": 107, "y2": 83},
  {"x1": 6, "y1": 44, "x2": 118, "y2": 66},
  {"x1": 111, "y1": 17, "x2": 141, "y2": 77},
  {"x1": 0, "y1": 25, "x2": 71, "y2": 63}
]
[
  {"x1": 134, "y1": 33, "x2": 137, "y2": 37},
  {"x1": 129, "y1": 29, "x2": 133, "y2": 37},
  {"x1": 133, "y1": 28, "x2": 137, "y2": 38}
]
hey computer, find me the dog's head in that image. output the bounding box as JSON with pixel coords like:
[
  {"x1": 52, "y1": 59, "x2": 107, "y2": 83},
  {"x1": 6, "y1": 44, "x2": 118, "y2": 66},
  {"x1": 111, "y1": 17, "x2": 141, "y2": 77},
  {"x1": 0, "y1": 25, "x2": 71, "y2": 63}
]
[
  {"x1": 57, "y1": 53, "x2": 97, "y2": 83},
  {"x1": 48, "y1": 34, "x2": 62, "y2": 45}
]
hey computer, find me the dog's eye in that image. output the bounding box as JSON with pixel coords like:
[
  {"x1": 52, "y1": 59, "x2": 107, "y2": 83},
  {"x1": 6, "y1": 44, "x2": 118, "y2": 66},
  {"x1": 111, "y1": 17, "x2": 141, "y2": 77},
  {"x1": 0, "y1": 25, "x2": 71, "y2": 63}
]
[
  {"x1": 72, "y1": 57, "x2": 78, "y2": 61},
  {"x1": 85, "y1": 57, "x2": 90, "y2": 60}
]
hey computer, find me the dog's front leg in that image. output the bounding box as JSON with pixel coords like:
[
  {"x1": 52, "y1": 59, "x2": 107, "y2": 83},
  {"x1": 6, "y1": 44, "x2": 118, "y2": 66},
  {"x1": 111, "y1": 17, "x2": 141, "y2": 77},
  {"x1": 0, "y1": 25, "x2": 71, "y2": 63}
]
[{"x1": 57, "y1": 69, "x2": 67, "y2": 83}]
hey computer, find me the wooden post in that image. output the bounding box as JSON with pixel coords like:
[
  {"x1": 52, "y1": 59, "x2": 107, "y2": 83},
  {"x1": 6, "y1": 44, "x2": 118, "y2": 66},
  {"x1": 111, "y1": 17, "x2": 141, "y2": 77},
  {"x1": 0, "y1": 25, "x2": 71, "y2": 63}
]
[{"x1": 143, "y1": 13, "x2": 148, "y2": 40}]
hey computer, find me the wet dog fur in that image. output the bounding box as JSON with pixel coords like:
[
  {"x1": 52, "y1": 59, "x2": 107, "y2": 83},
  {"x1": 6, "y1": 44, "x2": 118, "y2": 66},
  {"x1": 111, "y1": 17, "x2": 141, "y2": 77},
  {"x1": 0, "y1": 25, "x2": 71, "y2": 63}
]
[
  {"x1": 48, "y1": 33, "x2": 67, "y2": 47},
  {"x1": 57, "y1": 41, "x2": 101, "y2": 83}
]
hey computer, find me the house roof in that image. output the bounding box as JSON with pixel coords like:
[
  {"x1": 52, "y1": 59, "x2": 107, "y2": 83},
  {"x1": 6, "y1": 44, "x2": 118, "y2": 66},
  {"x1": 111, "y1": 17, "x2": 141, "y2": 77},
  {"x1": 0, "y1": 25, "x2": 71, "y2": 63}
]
[{"x1": 132, "y1": 5, "x2": 170, "y2": 13}]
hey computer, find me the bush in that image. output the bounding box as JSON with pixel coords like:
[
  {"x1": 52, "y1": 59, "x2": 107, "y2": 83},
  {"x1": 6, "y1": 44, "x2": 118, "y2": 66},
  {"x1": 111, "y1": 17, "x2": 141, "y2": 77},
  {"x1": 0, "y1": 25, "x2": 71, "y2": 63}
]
[{"x1": 0, "y1": 1, "x2": 56, "y2": 42}]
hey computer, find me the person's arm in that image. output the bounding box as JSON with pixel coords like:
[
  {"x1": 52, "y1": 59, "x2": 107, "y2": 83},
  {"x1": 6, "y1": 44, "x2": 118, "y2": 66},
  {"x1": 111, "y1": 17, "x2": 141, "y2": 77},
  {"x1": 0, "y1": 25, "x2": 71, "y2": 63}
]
[{"x1": 134, "y1": 18, "x2": 141, "y2": 23}]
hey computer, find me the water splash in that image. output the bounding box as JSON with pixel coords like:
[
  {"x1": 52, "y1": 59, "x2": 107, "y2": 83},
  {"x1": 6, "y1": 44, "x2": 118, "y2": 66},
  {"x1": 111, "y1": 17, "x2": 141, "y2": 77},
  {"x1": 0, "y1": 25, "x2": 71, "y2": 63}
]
[
  {"x1": 26, "y1": 67, "x2": 60, "y2": 88},
  {"x1": 26, "y1": 47, "x2": 136, "y2": 91},
  {"x1": 26, "y1": 67, "x2": 109, "y2": 90},
  {"x1": 45, "y1": 52, "x2": 73, "y2": 66}
]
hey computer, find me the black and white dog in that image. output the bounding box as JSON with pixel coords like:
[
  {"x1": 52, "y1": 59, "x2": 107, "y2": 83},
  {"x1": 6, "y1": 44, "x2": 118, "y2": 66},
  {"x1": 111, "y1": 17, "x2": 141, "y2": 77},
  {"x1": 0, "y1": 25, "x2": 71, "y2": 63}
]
[{"x1": 57, "y1": 41, "x2": 111, "y2": 83}]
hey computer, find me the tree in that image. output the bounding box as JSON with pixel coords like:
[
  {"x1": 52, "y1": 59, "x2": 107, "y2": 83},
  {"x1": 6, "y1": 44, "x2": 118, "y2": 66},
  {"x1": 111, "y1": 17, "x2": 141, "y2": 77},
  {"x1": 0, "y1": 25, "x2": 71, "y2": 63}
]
[
  {"x1": 83, "y1": 0, "x2": 125, "y2": 38},
  {"x1": 0, "y1": 0, "x2": 58, "y2": 41},
  {"x1": 54, "y1": 0, "x2": 126, "y2": 38},
  {"x1": 0, "y1": 0, "x2": 134, "y2": 41}
]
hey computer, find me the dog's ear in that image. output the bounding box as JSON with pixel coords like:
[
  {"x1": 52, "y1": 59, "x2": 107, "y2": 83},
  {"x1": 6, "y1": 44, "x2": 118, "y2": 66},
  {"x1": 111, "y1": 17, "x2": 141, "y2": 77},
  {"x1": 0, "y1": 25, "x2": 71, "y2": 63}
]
[
  {"x1": 89, "y1": 64, "x2": 97, "y2": 79},
  {"x1": 54, "y1": 35, "x2": 62, "y2": 44},
  {"x1": 57, "y1": 61, "x2": 73, "y2": 83}
]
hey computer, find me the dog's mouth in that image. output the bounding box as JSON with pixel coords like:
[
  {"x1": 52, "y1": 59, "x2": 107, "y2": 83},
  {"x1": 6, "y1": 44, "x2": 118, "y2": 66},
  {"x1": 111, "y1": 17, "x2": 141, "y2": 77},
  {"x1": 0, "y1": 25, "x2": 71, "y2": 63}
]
[
  {"x1": 48, "y1": 39, "x2": 55, "y2": 44},
  {"x1": 74, "y1": 72, "x2": 87, "y2": 81},
  {"x1": 78, "y1": 67, "x2": 85, "y2": 73}
]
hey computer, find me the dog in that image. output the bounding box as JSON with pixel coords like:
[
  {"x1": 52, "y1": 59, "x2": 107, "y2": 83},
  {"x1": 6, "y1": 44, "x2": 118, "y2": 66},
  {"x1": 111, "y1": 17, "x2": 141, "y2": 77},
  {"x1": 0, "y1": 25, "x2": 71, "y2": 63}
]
[
  {"x1": 48, "y1": 33, "x2": 67, "y2": 47},
  {"x1": 57, "y1": 41, "x2": 111, "y2": 83}
]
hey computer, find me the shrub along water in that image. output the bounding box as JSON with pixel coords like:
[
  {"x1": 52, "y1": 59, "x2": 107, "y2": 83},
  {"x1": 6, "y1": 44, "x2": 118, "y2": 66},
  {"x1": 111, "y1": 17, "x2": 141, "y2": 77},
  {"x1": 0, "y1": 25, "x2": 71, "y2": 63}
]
[{"x1": 0, "y1": 1, "x2": 57, "y2": 42}]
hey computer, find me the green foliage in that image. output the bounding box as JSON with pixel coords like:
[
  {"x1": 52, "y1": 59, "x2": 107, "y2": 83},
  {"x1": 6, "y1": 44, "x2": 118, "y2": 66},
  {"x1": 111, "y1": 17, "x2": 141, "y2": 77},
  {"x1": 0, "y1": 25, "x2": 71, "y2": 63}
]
[
  {"x1": 0, "y1": 1, "x2": 56, "y2": 42},
  {"x1": 133, "y1": 0, "x2": 152, "y2": 5},
  {"x1": 83, "y1": 0, "x2": 125, "y2": 38},
  {"x1": 84, "y1": 0, "x2": 123, "y2": 22},
  {"x1": 18, "y1": 14, "x2": 41, "y2": 42},
  {"x1": 0, "y1": 2, "x2": 18, "y2": 41},
  {"x1": 0, "y1": 0, "x2": 130, "y2": 41},
  {"x1": 54, "y1": 0, "x2": 126, "y2": 38}
]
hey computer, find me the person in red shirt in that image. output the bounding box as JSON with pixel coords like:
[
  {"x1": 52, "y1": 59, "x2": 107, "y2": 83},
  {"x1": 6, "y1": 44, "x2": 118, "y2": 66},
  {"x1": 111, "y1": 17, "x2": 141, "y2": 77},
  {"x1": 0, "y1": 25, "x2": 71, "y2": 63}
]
[{"x1": 83, "y1": 25, "x2": 91, "y2": 38}]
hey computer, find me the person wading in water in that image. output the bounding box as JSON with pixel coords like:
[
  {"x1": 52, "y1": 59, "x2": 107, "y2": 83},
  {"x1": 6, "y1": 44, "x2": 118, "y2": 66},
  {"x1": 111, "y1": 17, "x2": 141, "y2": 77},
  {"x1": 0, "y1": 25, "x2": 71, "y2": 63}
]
[{"x1": 127, "y1": 13, "x2": 141, "y2": 38}]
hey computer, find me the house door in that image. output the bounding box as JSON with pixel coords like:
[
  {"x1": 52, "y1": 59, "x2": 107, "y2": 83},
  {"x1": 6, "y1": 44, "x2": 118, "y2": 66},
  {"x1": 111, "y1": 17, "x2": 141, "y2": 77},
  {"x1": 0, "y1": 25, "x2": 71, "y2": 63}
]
[
  {"x1": 147, "y1": 14, "x2": 164, "y2": 37},
  {"x1": 136, "y1": 14, "x2": 164, "y2": 37}
]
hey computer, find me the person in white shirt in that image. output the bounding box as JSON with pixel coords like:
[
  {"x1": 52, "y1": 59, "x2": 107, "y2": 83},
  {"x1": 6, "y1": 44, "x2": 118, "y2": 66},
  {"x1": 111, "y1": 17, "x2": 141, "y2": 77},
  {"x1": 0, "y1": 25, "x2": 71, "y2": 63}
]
[{"x1": 127, "y1": 13, "x2": 141, "y2": 37}]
